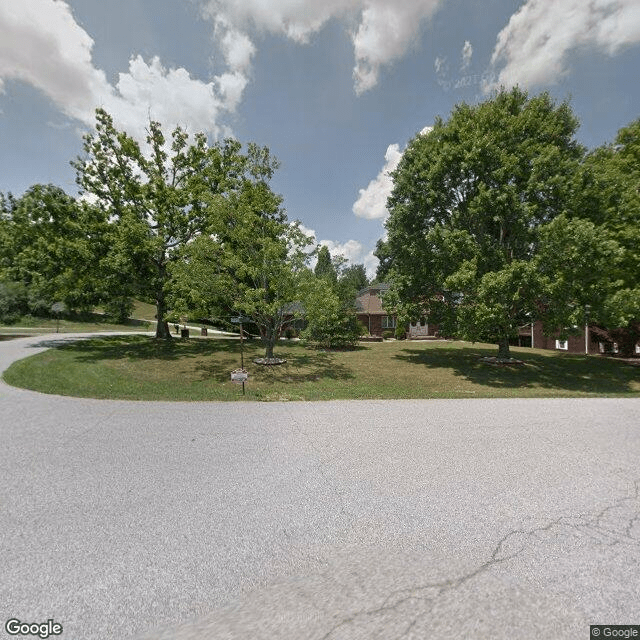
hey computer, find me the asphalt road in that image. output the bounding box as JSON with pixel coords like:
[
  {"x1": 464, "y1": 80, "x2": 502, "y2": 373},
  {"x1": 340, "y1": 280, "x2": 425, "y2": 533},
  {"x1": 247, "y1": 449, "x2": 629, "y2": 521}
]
[{"x1": 1, "y1": 334, "x2": 639, "y2": 639}]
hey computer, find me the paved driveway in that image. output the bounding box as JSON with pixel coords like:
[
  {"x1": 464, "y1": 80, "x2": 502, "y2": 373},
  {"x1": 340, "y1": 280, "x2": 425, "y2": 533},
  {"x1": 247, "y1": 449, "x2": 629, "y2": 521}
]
[{"x1": 1, "y1": 334, "x2": 639, "y2": 639}]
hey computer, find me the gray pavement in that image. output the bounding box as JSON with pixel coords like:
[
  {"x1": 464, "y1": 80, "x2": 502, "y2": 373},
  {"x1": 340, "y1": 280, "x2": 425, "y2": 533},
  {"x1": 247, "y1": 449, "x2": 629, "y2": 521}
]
[{"x1": 1, "y1": 334, "x2": 639, "y2": 639}]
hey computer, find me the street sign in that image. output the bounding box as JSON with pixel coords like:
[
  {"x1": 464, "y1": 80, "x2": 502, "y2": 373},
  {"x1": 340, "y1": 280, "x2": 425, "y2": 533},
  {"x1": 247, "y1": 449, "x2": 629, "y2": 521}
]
[
  {"x1": 231, "y1": 316, "x2": 251, "y2": 324},
  {"x1": 230, "y1": 369, "x2": 249, "y2": 383}
]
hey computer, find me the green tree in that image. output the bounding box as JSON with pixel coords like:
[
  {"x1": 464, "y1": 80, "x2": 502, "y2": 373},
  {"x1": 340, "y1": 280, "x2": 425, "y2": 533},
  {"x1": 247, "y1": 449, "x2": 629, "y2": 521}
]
[
  {"x1": 73, "y1": 108, "x2": 278, "y2": 339},
  {"x1": 314, "y1": 245, "x2": 337, "y2": 283},
  {"x1": 300, "y1": 282, "x2": 363, "y2": 349},
  {"x1": 337, "y1": 263, "x2": 369, "y2": 302},
  {"x1": 0, "y1": 184, "x2": 110, "y2": 315},
  {"x1": 373, "y1": 238, "x2": 393, "y2": 282},
  {"x1": 569, "y1": 119, "x2": 640, "y2": 355},
  {"x1": 170, "y1": 180, "x2": 313, "y2": 360},
  {"x1": 385, "y1": 88, "x2": 586, "y2": 358}
]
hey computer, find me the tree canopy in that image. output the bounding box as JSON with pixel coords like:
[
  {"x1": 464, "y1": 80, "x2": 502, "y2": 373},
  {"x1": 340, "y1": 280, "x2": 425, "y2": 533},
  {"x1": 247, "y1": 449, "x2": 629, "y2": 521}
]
[
  {"x1": 565, "y1": 117, "x2": 640, "y2": 354},
  {"x1": 73, "y1": 108, "x2": 279, "y2": 339},
  {"x1": 169, "y1": 182, "x2": 313, "y2": 359},
  {"x1": 385, "y1": 87, "x2": 592, "y2": 357},
  {"x1": 0, "y1": 184, "x2": 110, "y2": 318}
]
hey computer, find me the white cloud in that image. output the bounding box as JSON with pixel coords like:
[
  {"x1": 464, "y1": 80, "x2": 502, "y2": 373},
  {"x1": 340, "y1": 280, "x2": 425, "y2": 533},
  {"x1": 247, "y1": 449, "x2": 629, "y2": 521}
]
[
  {"x1": 0, "y1": 0, "x2": 110, "y2": 120},
  {"x1": 461, "y1": 40, "x2": 473, "y2": 70},
  {"x1": 487, "y1": 0, "x2": 640, "y2": 91},
  {"x1": 201, "y1": 0, "x2": 444, "y2": 94},
  {"x1": 351, "y1": 0, "x2": 443, "y2": 94},
  {"x1": 299, "y1": 224, "x2": 378, "y2": 278},
  {"x1": 105, "y1": 56, "x2": 230, "y2": 141},
  {"x1": 219, "y1": 26, "x2": 255, "y2": 72},
  {"x1": 0, "y1": 0, "x2": 243, "y2": 142},
  {"x1": 353, "y1": 125, "x2": 431, "y2": 227},
  {"x1": 353, "y1": 126, "x2": 432, "y2": 220},
  {"x1": 352, "y1": 143, "x2": 403, "y2": 220},
  {"x1": 320, "y1": 239, "x2": 378, "y2": 279}
]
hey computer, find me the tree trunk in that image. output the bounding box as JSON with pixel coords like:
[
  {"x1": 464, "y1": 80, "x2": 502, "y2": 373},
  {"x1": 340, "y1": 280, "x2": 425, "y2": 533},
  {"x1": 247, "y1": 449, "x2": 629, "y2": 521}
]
[
  {"x1": 155, "y1": 290, "x2": 171, "y2": 340},
  {"x1": 497, "y1": 335, "x2": 511, "y2": 359},
  {"x1": 264, "y1": 325, "x2": 275, "y2": 359}
]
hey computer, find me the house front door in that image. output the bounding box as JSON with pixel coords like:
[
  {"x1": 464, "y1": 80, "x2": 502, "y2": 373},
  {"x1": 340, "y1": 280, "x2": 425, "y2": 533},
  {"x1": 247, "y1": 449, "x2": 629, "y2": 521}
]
[{"x1": 409, "y1": 321, "x2": 429, "y2": 337}]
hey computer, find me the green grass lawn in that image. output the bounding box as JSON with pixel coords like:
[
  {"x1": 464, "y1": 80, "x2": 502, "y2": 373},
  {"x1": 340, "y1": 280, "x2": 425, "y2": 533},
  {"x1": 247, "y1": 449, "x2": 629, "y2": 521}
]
[
  {"x1": 3, "y1": 335, "x2": 639, "y2": 401},
  {"x1": 0, "y1": 313, "x2": 152, "y2": 335}
]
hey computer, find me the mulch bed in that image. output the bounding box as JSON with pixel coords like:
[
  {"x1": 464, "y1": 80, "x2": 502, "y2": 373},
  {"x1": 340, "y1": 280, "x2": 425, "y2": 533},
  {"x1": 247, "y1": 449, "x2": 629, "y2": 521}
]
[{"x1": 253, "y1": 357, "x2": 287, "y2": 365}]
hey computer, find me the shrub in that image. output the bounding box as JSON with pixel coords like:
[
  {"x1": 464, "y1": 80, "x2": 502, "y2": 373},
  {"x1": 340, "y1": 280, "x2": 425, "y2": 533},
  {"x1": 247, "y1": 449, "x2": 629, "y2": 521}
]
[
  {"x1": 0, "y1": 280, "x2": 28, "y2": 324},
  {"x1": 395, "y1": 323, "x2": 406, "y2": 340},
  {"x1": 302, "y1": 311, "x2": 362, "y2": 349},
  {"x1": 382, "y1": 330, "x2": 394, "y2": 339},
  {"x1": 103, "y1": 297, "x2": 134, "y2": 324}
]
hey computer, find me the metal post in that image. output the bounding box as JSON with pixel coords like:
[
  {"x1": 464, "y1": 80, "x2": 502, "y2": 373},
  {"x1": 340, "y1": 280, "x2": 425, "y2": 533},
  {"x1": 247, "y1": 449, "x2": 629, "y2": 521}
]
[
  {"x1": 240, "y1": 322, "x2": 245, "y2": 395},
  {"x1": 585, "y1": 322, "x2": 589, "y2": 355},
  {"x1": 584, "y1": 305, "x2": 590, "y2": 355},
  {"x1": 531, "y1": 322, "x2": 534, "y2": 348}
]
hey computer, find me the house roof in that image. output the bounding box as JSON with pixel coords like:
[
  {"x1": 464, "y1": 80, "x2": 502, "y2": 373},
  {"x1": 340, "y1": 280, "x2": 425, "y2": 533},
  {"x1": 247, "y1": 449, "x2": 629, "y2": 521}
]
[{"x1": 355, "y1": 283, "x2": 391, "y2": 315}]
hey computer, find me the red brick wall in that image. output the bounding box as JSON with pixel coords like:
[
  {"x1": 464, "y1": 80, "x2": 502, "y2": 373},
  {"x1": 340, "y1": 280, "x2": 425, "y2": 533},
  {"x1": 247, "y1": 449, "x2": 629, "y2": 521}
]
[
  {"x1": 357, "y1": 314, "x2": 385, "y2": 336},
  {"x1": 525, "y1": 322, "x2": 604, "y2": 354}
]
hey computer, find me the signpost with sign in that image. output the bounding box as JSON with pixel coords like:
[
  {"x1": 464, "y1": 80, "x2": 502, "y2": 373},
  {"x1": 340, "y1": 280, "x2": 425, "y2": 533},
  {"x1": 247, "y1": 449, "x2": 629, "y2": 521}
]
[
  {"x1": 231, "y1": 368, "x2": 249, "y2": 395},
  {"x1": 230, "y1": 316, "x2": 251, "y2": 394},
  {"x1": 231, "y1": 369, "x2": 248, "y2": 383}
]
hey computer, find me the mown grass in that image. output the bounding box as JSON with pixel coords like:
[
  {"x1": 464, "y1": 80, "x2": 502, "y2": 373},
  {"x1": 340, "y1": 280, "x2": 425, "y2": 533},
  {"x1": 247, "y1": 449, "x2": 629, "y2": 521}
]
[
  {"x1": 4, "y1": 335, "x2": 640, "y2": 401},
  {"x1": 0, "y1": 312, "x2": 152, "y2": 334}
]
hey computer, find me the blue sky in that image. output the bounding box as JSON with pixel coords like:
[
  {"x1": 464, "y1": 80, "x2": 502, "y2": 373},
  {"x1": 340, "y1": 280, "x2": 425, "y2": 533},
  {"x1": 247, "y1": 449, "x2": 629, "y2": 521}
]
[{"x1": 1, "y1": 0, "x2": 639, "y2": 276}]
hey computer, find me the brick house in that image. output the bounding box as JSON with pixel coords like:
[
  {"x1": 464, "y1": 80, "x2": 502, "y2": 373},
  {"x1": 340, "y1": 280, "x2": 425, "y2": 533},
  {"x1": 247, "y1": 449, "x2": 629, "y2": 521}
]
[
  {"x1": 355, "y1": 284, "x2": 397, "y2": 337},
  {"x1": 517, "y1": 321, "x2": 640, "y2": 355},
  {"x1": 354, "y1": 285, "x2": 638, "y2": 351}
]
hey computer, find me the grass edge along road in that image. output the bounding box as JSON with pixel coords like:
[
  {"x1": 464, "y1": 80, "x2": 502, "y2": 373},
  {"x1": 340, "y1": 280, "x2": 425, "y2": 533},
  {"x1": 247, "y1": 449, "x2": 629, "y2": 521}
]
[{"x1": 3, "y1": 334, "x2": 639, "y2": 401}]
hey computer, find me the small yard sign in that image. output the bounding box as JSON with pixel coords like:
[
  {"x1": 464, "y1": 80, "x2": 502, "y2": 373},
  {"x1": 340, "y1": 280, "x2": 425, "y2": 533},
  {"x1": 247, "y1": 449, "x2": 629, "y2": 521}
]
[
  {"x1": 230, "y1": 368, "x2": 248, "y2": 396},
  {"x1": 230, "y1": 369, "x2": 249, "y2": 383}
]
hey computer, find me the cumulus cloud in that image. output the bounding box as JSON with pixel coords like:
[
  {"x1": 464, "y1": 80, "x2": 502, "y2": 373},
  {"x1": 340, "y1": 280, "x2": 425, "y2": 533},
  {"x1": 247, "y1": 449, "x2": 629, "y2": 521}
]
[
  {"x1": 0, "y1": 0, "x2": 109, "y2": 120},
  {"x1": 352, "y1": 143, "x2": 403, "y2": 220},
  {"x1": 351, "y1": 0, "x2": 443, "y2": 93},
  {"x1": 321, "y1": 239, "x2": 379, "y2": 279},
  {"x1": 219, "y1": 25, "x2": 255, "y2": 72},
  {"x1": 487, "y1": 0, "x2": 640, "y2": 91},
  {"x1": 201, "y1": 0, "x2": 444, "y2": 94},
  {"x1": 0, "y1": 0, "x2": 243, "y2": 142},
  {"x1": 461, "y1": 40, "x2": 473, "y2": 70},
  {"x1": 353, "y1": 126, "x2": 431, "y2": 223},
  {"x1": 298, "y1": 223, "x2": 378, "y2": 278}
]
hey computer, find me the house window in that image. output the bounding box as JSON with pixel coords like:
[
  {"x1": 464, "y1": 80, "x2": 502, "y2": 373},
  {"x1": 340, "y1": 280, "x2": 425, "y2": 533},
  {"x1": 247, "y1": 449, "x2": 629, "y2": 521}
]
[
  {"x1": 381, "y1": 316, "x2": 396, "y2": 329},
  {"x1": 556, "y1": 339, "x2": 568, "y2": 351}
]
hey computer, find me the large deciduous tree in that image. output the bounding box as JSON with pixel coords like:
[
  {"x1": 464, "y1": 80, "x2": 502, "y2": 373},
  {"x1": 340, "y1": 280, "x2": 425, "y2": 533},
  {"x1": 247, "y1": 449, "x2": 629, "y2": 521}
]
[
  {"x1": 169, "y1": 177, "x2": 313, "y2": 360},
  {"x1": 569, "y1": 118, "x2": 640, "y2": 355},
  {"x1": 73, "y1": 108, "x2": 278, "y2": 339},
  {"x1": 0, "y1": 184, "x2": 110, "y2": 316},
  {"x1": 385, "y1": 88, "x2": 590, "y2": 358}
]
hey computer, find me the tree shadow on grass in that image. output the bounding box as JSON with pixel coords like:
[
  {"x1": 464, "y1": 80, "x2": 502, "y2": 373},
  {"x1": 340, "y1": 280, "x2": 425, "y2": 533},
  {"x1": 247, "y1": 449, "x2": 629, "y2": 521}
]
[
  {"x1": 395, "y1": 344, "x2": 640, "y2": 394},
  {"x1": 196, "y1": 348, "x2": 355, "y2": 384},
  {"x1": 30, "y1": 335, "x2": 247, "y2": 363},
  {"x1": 27, "y1": 335, "x2": 355, "y2": 384}
]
